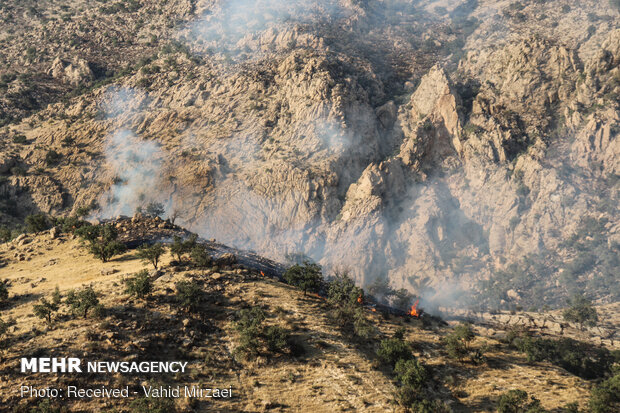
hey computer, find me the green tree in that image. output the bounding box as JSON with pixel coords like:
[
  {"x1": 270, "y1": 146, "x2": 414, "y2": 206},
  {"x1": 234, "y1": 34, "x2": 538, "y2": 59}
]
[
  {"x1": 170, "y1": 236, "x2": 185, "y2": 261},
  {"x1": 563, "y1": 295, "x2": 598, "y2": 330},
  {"x1": 66, "y1": 286, "x2": 99, "y2": 318},
  {"x1": 138, "y1": 243, "x2": 165, "y2": 270},
  {"x1": 190, "y1": 244, "x2": 211, "y2": 267},
  {"x1": 145, "y1": 201, "x2": 165, "y2": 218},
  {"x1": 392, "y1": 288, "x2": 414, "y2": 310},
  {"x1": 25, "y1": 213, "x2": 50, "y2": 233},
  {"x1": 326, "y1": 271, "x2": 373, "y2": 339},
  {"x1": 283, "y1": 261, "x2": 322, "y2": 296},
  {"x1": 367, "y1": 276, "x2": 395, "y2": 300},
  {"x1": 327, "y1": 271, "x2": 362, "y2": 306},
  {"x1": 75, "y1": 205, "x2": 92, "y2": 218},
  {"x1": 175, "y1": 280, "x2": 202, "y2": 313},
  {"x1": 170, "y1": 234, "x2": 197, "y2": 261},
  {"x1": 75, "y1": 224, "x2": 126, "y2": 262},
  {"x1": 33, "y1": 298, "x2": 58, "y2": 323},
  {"x1": 124, "y1": 269, "x2": 153, "y2": 299}
]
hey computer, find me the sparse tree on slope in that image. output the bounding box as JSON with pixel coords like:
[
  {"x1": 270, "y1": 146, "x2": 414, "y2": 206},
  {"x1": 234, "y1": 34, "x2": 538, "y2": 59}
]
[{"x1": 563, "y1": 294, "x2": 598, "y2": 330}]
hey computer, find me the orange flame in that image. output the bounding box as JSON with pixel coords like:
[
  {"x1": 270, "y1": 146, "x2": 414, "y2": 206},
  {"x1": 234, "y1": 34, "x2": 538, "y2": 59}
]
[
  {"x1": 357, "y1": 295, "x2": 363, "y2": 304},
  {"x1": 408, "y1": 299, "x2": 420, "y2": 317},
  {"x1": 310, "y1": 292, "x2": 326, "y2": 300},
  {"x1": 260, "y1": 271, "x2": 265, "y2": 277},
  {"x1": 371, "y1": 308, "x2": 377, "y2": 312}
]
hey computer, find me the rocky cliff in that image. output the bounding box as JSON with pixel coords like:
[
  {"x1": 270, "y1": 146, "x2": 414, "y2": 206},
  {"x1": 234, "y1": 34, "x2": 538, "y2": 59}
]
[{"x1": 0, "y1": 0, "x2": 618, "y2": 311}]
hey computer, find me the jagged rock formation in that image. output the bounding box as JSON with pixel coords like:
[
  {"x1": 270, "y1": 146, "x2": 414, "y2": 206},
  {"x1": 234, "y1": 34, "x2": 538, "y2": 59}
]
[{"x1": 0, "y1": 0, "x2": 618, "y2": 310}]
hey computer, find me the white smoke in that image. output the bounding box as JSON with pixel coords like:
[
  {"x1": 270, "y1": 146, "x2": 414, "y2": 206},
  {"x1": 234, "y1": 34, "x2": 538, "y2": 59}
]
[
  {"x1": 98, "y1": 129, "x2": 166, "y2": 218},
  {"x1": 95, "y1": 88, "x2": 170, "y2": 218},
  {"x1": 184, "y1": 0, "x2": 343, "y2": 54}
]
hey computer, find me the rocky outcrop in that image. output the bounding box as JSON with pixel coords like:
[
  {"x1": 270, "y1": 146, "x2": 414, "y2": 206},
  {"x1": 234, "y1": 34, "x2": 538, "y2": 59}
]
[{"x1": 48, "y1": 57, "x2": 93, "y2": 86}]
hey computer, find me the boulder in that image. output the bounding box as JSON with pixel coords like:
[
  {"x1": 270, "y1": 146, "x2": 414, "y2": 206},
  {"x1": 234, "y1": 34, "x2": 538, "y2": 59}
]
[
  {"x1": 216, "y1": 253, "x2": 237, "y2": 266},
  {"x1": 49, "y1": 227, "x2": 59, "y2": 239}
]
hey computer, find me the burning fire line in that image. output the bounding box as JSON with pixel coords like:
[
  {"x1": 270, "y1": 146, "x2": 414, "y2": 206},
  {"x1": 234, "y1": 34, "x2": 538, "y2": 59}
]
[
  {"x1": 408, "y1": 299, "x2": 420, "y2": 318},
  {"x1": 254, "y1": 268, "x2": 424, "y2": 318}
]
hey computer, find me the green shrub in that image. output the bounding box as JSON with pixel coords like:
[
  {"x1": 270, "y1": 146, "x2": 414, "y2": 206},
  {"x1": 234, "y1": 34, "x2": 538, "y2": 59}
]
[
  {"x1": 234, "y1": 308, "x2": 290, "y2": 360},
  {"x1": 0, "y1": 281, "x2": 9, "y2": 303},
  {"x1": 61, "y1": 137, "x2": 75, "y2": 147},
  {"x1": 124, "y1": 269, "x2": 153, "y2": 299},
  {"x1": 175, "y1": 280, "x2": 203, "y2": 313},
  {"x1": 394, "y1": 358, "x2": 428, "y2": 390},
  {"x1": 515, "y1": 336, "x2": 613, "y2": 380},
  {"x1": 10, "y1": 166, "x2": 27, "y2": 176},
  {"x1": 589, "y1": 368, "x2": 620, "y2": 413},
  {"x1": 0, "y1": 318, "x2": 7, "y2": 337},
  {"x1": 75, "y1": 224, "x2": 126, "y2": 262},
  {"x1": 264, "y1": 325, "x2": 288, "y2": 353},
  {"x1": 394, "y1": 387, "x2": 448, "y2": 412},
  {"x1": 137, "y1": 243, "x2": 165, "y2": 270},
  {"x1": 52, "y1": 286, "x2": 62, "y2": 306},
  {"x1": 377, "y1": 336, "x2": 412, "y2": 367},
  {"x1": 53, "y1": 216, "x2": 88, "y2": 233},
  {"x1": 352, "y1": 306, "x2": 375, "y2": 339},
  {"x1": 30, "y1": 399, "x2": 62, "y2": 413},
  {"x1": 44, "y1": 149, "x2": 62, "y2": 166},
  {"x1": 25, "y1": 213, "x2": 51, "y2": 233},
  {"x1": 497, "y1": 389, "x2": 547, "y2": 413},
  {"x1": 66, "y1": 286, "x2": 99, "y2": 318},
  {"x1": 129, "y1": 396, "x2": 175, "y2": 413},
  {"x1": 12, "y1": 134, "x2": 27, "y2": 144},
  {"x1": 283, "y1": 261, "x2": 322, "y2": 296},
  {"x1": 234, "y1": 307, "x2": 266, "y2": 359},
  {"x1": 444, "y1": 323, "x2": 475, "y2": 361}
]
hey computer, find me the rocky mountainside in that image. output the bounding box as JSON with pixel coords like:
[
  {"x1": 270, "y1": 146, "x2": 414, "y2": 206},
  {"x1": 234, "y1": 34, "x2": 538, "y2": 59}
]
[{"x1": 0, "y1": 0, "x2": 618, "y2": 311}]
